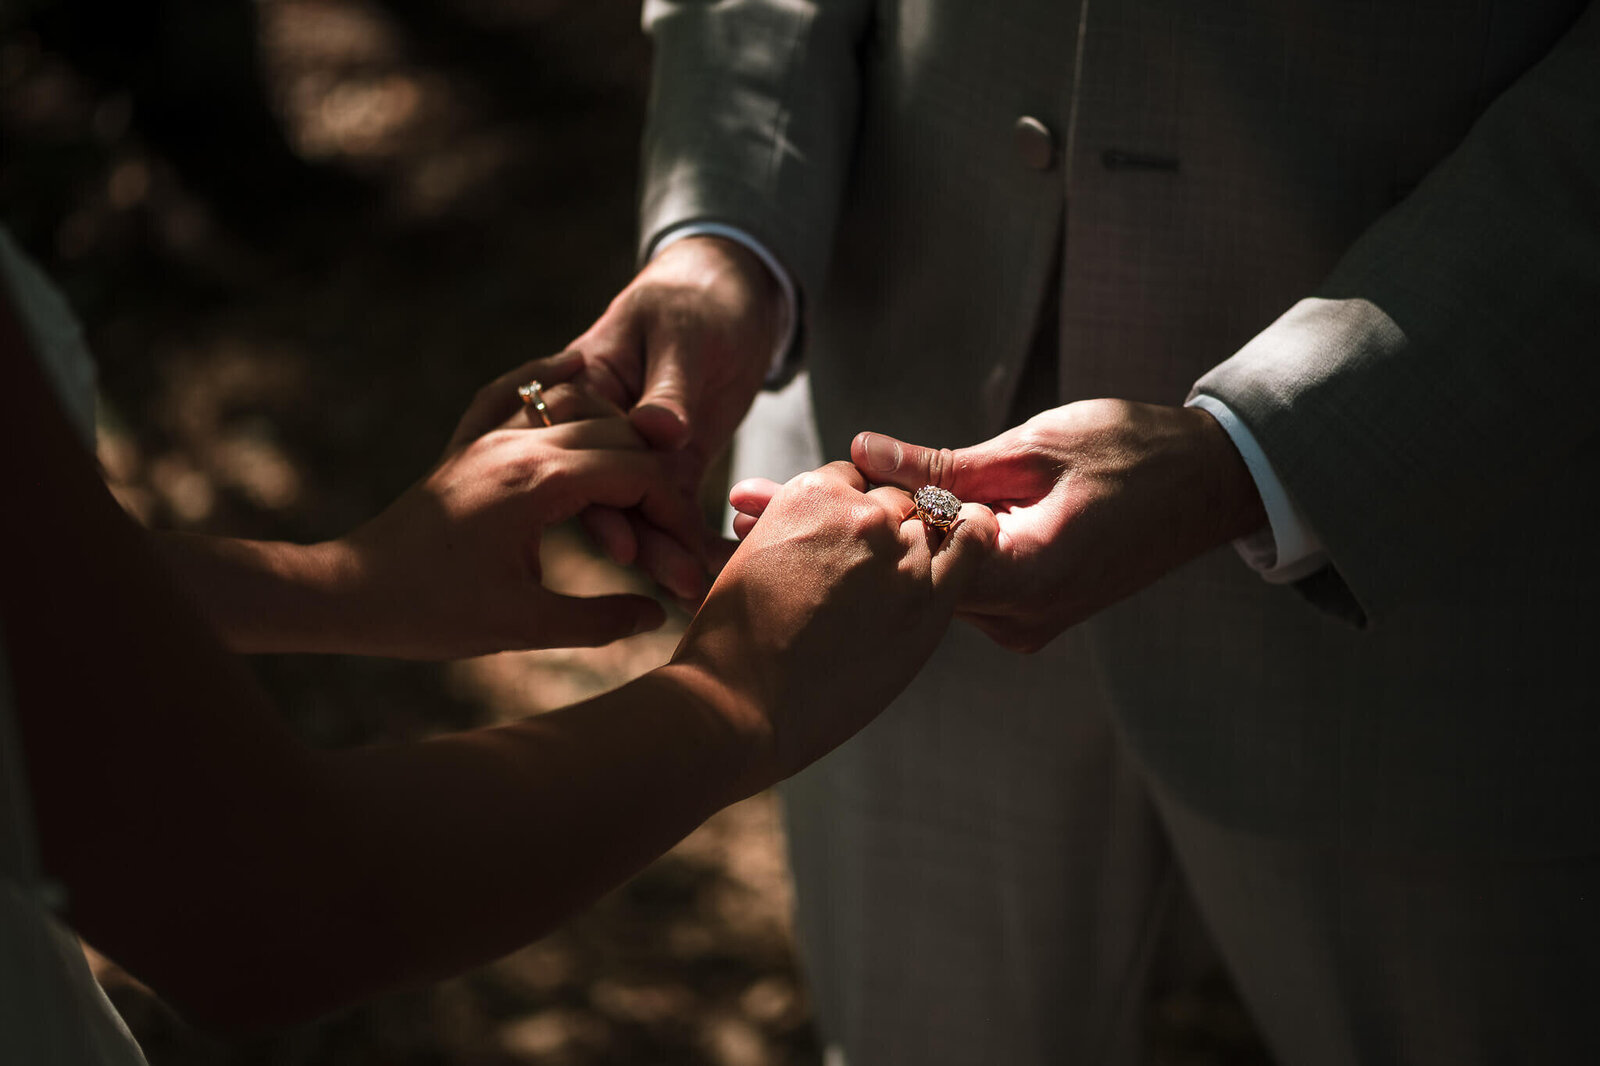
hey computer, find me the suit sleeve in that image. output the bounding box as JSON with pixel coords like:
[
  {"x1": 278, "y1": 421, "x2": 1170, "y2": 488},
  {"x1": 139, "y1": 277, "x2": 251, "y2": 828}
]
[
  {"x1": 1191, "y1": 3, "x2": 1600, "y2": 626},
  {"x1": 638, "y1": 0, "x2": 877, "y2": 301}
]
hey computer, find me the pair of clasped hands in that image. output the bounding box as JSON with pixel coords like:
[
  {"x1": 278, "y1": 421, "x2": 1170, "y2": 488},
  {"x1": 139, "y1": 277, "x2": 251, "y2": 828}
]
[
  {"x1": 539, "y1": 233, "x2": 1252, "y2": 626},
  {"x1": 346, "y1": 235, "x2": 1258, "y2": 757}
]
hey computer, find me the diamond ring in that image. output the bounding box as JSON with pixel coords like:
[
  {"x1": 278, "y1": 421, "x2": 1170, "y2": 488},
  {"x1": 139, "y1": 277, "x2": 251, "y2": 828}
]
[
  {"x1": 517, "y1": 380, "x2": 553, "y2": 426},
  {"x1": 913, "y1": 485, "x2": 961, "y2": 531}
]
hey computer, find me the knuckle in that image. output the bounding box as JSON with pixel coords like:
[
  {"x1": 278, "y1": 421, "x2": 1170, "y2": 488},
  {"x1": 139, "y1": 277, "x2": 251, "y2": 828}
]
[
  {"x1": 497, "y1": 439, "x2": 549, "y2": 481},
  {"x1": 926, "y1": 448, "x2": 958, "y2": 489},
  {"x1": 843, "y1": 501, "x2": 886, "y2": 539},
  {"x1": 790, "y1": 470, "x2": 832, "y2": 495},
  {"x1": 541, "y1": 382, "x2": 576, "y2": 420},
  {"x1": 1015, "y1": 424, "x2": 1061, "y2": 458},
  {"x1": 474, "y1": 428, "x2": 514, "y2": 455}
]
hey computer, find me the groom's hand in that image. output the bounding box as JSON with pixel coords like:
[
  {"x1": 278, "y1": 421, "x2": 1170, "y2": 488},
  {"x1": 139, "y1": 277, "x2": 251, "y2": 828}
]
[
  {"x1": 733, "y1": 400, "x2": 1267, "y2": 652},
  {"x1": 563, "y1": 235, "x2": 785, "y2": 601},
  {"x1": 849, "y1": 400, "x2": 1267, "y2": 650}
]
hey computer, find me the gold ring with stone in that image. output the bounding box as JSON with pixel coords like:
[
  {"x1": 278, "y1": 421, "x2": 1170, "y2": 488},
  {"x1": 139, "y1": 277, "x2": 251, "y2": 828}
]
[
  {"x1": 913, "y1": 485, "x2": 961, "y2": 531},
  {"x1": 517, "y1": 380, "x2": 553, "y2": 427}
]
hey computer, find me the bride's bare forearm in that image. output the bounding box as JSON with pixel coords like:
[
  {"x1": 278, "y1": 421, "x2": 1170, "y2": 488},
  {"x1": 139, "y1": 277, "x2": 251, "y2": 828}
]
[
  {"x1": 129, "y1": 665, "x2": 768, "y2": 1029},
  {"x1": 152, "y1": 532, "x2": 370, "y2": 654},
  {"x1": 6, "y1": 339, "x2": 771, "y2": 1028},
  {"x1": 248, "y1": 665, "x2": 768, "y2": 1022}
]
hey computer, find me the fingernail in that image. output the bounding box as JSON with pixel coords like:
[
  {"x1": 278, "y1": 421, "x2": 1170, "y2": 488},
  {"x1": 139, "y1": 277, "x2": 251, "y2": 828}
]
[
  {"x1": 631, "y1": 404, "x2": 690, "y2": 449},
  {"x1": 861, "y1": 433, "x2": 900, "y2": 473}
]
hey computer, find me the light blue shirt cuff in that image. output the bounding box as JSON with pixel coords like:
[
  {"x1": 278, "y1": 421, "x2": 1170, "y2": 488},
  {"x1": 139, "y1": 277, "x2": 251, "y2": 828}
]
[
  {"x1": 649, "y1": 222, "x2": 799, "y2": 385},
  {"x1": 1185, "y1": 393, "x2": 1329, "y2": 584}
]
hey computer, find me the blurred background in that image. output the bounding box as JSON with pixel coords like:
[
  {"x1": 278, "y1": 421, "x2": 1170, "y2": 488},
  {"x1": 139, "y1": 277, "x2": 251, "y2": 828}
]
[{"x1": 1, "y1": 1, "x2": 1267, "y2": 1062}]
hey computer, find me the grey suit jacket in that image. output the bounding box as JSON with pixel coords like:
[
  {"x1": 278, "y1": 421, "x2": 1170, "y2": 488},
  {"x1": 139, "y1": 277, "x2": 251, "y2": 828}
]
[{"x1": 639, "y1": 0, "x2": 1600, "y2": 855}]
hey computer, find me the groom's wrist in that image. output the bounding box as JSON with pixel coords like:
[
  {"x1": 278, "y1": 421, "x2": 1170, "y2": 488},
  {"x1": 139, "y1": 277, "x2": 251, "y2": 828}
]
[{"x1": 1184, "y1": 406, "x2": 1269, "y2": 547}]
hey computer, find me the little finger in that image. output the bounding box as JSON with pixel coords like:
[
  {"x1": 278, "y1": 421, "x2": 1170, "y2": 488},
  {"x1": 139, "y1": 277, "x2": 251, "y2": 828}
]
[
  {"x1": 535, "y1": 589, "x2": 667, "y2": 648},
  {"x1": 957, "y1": 609, "x2": 1055, "y2": 655},
  {"x1": 536, "y1": 449, "x2": 703, "y2": 551}
]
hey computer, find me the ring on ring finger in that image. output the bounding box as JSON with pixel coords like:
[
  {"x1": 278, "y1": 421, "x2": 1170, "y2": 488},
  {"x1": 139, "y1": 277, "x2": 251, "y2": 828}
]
[
  {"x1": 517, "y1": 379, "x2": 554, "y2": 427},
  {"x1": 913, "y1": 485, "x2": 961, "y2": 531}
]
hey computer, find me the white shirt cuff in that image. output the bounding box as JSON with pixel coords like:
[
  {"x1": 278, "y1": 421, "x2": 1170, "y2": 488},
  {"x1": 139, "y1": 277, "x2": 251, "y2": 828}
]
[
  {"x1": 650, "y1": 223, "x2": 798, "y2": 385},
  {"x1": 1186, "y1": 393, "x2": 1329, "y2": 584}
]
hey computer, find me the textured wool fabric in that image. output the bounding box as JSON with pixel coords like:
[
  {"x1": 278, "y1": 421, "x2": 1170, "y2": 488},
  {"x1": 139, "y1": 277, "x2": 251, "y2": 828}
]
[{"x1": 647, "y1": 1, "x2": 1600, "y2": 1062}]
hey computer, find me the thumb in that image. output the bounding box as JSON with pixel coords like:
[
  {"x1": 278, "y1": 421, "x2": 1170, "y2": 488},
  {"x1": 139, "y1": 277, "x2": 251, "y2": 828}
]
[
  {"x1": 854, "y1": 428, "x2": 1047, "y2": 501},
  {"x1": 852, "y1": 432, "x2": 992, "y2": 497},
  {"x1": 929, "y1": 502, "x2": 1000, "y2": 596},
  {"x1": 539, "y1": 591, "x2": 666, "y2": 648},
  {"x1": 629, "y1": 332, "x2": 693, "y2": 450},
  {"x1": 569, "y1": 303, "x2": 647, "y2": 413}
]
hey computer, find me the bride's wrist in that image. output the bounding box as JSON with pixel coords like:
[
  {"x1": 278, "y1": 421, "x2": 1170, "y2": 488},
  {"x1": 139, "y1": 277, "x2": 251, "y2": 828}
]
[
  {"x1": 298, "y1": 534, "x2": 429, "y2": 657},
  {"x1": 285, "y1": 537, "x2": 373, "y2": 651},
  {"x1": 651, "y1": 660, "x2": 778, "y2": 801},
  {"x1": 151, "y1": 533, "x2": 366, "y2": 654}
]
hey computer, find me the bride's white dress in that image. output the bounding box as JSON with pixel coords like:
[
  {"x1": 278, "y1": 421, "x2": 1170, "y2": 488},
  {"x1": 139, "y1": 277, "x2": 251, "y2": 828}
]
[{"x1": 0, "y1": 229, "x2": 149, "y2": 1066}]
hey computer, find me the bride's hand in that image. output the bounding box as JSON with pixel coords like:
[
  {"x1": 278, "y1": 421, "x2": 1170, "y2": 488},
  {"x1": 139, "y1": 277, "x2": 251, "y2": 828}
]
[
  {"x1": 668, "y1": 461, "x2": 997, "y2": 786},
  {"x1": 154, "y1": 353, "x2": 706, "y2": 658},
  {"x1": 453, "y1": 351, "x2": 717, "y2": 604},
  {"x1": 327, "y1": 356, "x2": 705, "y2": 658}
]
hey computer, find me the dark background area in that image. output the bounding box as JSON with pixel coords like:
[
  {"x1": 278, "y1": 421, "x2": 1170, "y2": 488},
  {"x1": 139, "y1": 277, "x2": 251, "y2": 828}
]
[{"x1": 1, "y1": 1, "x2": 1267, "y2": 1062}]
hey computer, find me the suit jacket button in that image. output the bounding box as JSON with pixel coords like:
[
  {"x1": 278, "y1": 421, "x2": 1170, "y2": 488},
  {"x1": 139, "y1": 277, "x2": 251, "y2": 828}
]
[{"x1": 1014, "y1": 116, "x2": 1057, "y2": 172}]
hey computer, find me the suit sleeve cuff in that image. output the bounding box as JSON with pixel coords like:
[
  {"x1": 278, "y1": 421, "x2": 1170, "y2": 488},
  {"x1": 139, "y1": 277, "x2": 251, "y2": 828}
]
[
  {"x1": 1185, "y1": 393, "x2": 1329, "y2": 584},
  {"x1": 650, "y1": 222, "x2": 799, "y2": 387}
]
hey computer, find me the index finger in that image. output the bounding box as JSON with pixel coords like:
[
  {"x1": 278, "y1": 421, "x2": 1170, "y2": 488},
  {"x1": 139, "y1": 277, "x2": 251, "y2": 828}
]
[
  {"x1": 865, "y1": 484, "x2": 917, "y2": 524},
  {"x1": 546, "y1": 449, "x2": 707, "y2": 559}
]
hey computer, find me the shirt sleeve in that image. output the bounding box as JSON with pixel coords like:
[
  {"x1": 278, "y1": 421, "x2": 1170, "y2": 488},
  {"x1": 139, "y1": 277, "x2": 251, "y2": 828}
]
[{"x1": 1185, "y1": 393, "x2": 1329, "y2": 584}]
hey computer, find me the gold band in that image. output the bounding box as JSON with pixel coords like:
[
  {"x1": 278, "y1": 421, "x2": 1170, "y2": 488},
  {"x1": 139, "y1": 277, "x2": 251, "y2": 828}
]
[{"x1": 517, "y1": 380, "x2": 553, "y2": 427}]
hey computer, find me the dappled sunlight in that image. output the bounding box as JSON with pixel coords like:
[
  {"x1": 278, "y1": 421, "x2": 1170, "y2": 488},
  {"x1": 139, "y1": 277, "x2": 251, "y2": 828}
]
[{"x1": 5, "y1": 2, "x2": 816, "y2": 1064}]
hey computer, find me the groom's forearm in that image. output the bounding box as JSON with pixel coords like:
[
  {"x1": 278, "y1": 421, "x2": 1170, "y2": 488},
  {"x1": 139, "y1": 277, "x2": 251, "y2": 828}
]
[{"x1": 152, "y1": 531, "x2": 368, "y2": 654}]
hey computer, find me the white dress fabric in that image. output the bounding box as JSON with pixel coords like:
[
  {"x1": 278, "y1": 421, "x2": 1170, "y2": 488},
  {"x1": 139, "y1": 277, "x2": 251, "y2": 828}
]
[{"x1": 0, "y1": 229, "x2": 150, "y2": 1066}]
